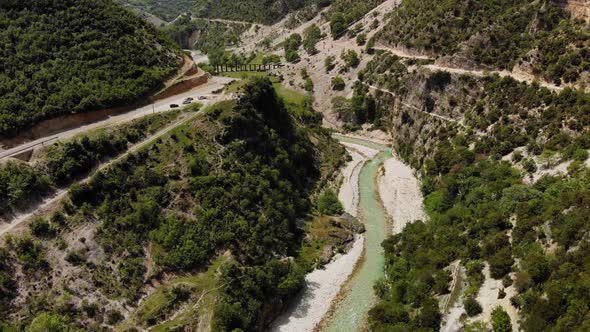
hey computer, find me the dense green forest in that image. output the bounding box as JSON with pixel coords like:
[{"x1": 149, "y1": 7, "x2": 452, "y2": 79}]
[
  {"x1": 377, "y1": 0, "x2": 590, "y2": 86},
  {"x1": 0, "y1": 0, "x2": 180, "y2": 137},
  {"x1": 356, "y1": 52, "x2": 590, "y2": 331},
  {"x1": 0, "y1": 78, "x2": 346, "y2": 330}
]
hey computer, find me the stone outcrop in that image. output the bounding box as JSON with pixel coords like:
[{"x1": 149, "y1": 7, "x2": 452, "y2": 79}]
[{"x1": 553, "y1": 0, "x2": 590, "y2": 22}]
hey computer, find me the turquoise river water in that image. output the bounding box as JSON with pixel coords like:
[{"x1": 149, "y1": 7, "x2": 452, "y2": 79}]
[{"x1": 325, "y1": 135, "x2": 392, "y2": 331}]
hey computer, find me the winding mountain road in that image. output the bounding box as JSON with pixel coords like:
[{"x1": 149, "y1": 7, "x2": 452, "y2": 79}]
[
  {"x1": 0, "y1": 76, "x2": 234, "y2": 160},
  {"x1": 0, "y1": 95, "x2": 226, "y2": 238}
]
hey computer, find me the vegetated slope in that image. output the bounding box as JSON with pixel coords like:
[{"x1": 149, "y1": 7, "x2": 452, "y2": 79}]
[
  {"x1": 0, "y1": 110, "x2": 183, "y2": 216},
  {"x1": 164, "y1": 14, "x2": 250, "y2": 51},
  {"x1": 117, "y1": 0, "x2": 194, "y2": 21},
  {"x1": 0, "y1": 78, "x2": 346, "y2": 331},
  {"x1": 193, "y1": 0, "x2": 330, "y2": 25},
  {"x1": 351, "y1": 53, "x2": 590, "y2": 331},
  {"x1": 0, "y1": 0, "x2": 180, "y2": 138},
  {"x1": 376, "y1": 0, "x2": 590, "y2": 87}
]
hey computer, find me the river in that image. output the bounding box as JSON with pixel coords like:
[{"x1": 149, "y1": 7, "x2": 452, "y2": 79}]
[{"x1": 324, "y1": 135, "x2": 391, "y2": 331}]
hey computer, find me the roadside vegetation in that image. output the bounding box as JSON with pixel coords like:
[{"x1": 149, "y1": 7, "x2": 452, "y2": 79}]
[
  {"x1": 164, "y1": 13, "x2": 250, "y2": 51},
  {"x1": 329, "y1": 0, "x2": 383, "y2": 37},
  {"x1": 0, "y1": 111, "x2": 183, "y2": 215},
  {"x1": 193, "y1": 0, "x2": 329, "y2": 25}
]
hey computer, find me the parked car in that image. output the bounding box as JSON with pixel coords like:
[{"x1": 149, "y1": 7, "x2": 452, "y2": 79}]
[{"x1": 170, "y1": 104, "x2": 179, "y2": 108}]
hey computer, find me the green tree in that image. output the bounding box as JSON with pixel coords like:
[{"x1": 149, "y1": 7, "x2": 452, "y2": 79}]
[
  {"x1": 491, "y1": 307, "x2": 512, "y2": 332},
  {"x1": 464, "y1": 297, "x2": 483, "y2": 316},
  {"x1": 317, "y1": 189, "x2": 344, "y2": 215},
  {"x1": 330, "y1": 13, "x2": 347, "y2": 38},
  {"x1": 332, "y1": 77, "x2": 346, "y2": 91}
]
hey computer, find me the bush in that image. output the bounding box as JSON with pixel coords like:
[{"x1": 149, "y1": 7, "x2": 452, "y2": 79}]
[
  {"x1": 325, "y1": 56, "x2": 336, "y2": 72},
  {"x1": 489, "y1": 248, "x2": 514, "y2": 279},
  {"x1": 285, "y1": 49, "x2": 300, "y2": 63},
  {"x1": 464, "y1": 297, "x2": 483, "y2": 316},
  {"x1": 522, "y1": 158, "x2": 537, "y2": 173},
  {"x1": 30, "y1": 218, "x2": 55, "y2": 238},
  {"x1": 356, "y1": 33, "x2": 367, "y2": 46},
  {"x1": 330, "y1": 13, "x2": 347, "y2": 38},
  {"x1": 28, "y1": 313, "x2": 73, "y2": 332},
  {"x1": 332, "y1": 76, "x2": 346, "y2": 91},
  {"x1": 491, "y1": 307, "x2": 512, "y2": 332},
  {"x1": 341, "y1": 50, "x2": 360, "y2": 71},
  {"x1": 317, "y1": 189, "x2": 344, "y2": 215}
]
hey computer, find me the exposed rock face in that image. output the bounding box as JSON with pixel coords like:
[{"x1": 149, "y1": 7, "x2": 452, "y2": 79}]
[{"x1": 553, "y1": 0, "x2": 590, "y2": 22}]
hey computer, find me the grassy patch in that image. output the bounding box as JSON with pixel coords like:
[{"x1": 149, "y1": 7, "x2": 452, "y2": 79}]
[
  {"x1": 118, "y1": 256, "x2": 228, "y2": 330},
  {"x1": 298, "y1": 215, "x2": 361, "y2": 270}
]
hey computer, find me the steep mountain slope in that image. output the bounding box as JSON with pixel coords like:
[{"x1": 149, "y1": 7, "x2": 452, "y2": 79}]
[
  {"x1": 0, "y1": 0, "x2": 181, "y2": 138},
  {"x1": 0, "y1": 78, "x2": 349, "y2": 331},
  {"x1": 118, "y1": 0, "x2": 194, "y2": 21},
  {"x1": 355, "y1": 52, "x2": 590, "y2": 331},
  {"x1": 376, "y1": 0, "x2": 590, "y2": 88},
  {"x1": 192, "y1": 0, "x2": 329, "y2": 25}
]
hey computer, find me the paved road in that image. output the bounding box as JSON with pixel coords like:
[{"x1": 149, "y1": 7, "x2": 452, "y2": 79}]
[
  {"x1": 0, "y1": 76, "x2": 234, "y2": 160},
  {"x1": 0, "y1": 92, "x2": 233, "y2": 237}
]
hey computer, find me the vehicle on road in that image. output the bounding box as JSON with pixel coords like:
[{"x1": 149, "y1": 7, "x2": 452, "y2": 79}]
[
  {"x1": 198, "y1": 96, "x2": 207, "y2": 100},
  {"x1": 170, "y1": 104, "x2": 179, "y2": 108}
]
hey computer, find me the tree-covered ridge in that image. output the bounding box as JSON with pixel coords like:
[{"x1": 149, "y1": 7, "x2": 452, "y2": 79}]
[
  {"x1": 377, "y1": 0, "x2": 590, "y2": 86},
  {"x1": 0, "y1": 0, "x2": 180, "y2": 137},
  {"x1": 0, "y1": 78, "x2": 345, "y2": 330}
]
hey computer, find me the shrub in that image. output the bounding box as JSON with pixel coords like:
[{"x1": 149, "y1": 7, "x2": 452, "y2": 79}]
[
  {"x1": 28, "y1": 313, "x2": 73, "y2": 332},
  {"x1": 356, "y1": 33, "x2": 367, "y2": 45},
  {"x1": 341, "y1": 50, "x2": 360, "y2": 71},
  {"x1": 317, "y1": 189, "x2": 344, "y2": 215},
  {"x1": 464, "y1": 297, "x2": 483, "y2": 317},
  {"x1": 30, "y1": 218, "x2": 55, "y2": 238},
  {"x1": 491, "y1": 307, "x2": 512, "y2": 332},
  {"x1": 331, "y1": 76, "x2": 346, "y2": 91},
  {"x1": 325, "y1": 56, "x2": 336, "y2": 72}
]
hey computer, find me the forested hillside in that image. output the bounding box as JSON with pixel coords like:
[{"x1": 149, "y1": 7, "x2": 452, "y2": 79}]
[
  {"x1": 0, "y1": 0, "x2": 180, "y2": 137},
  {"x1": 352, "y1": 52, "x2": 590, "y2": 331},
  {"x1": 0, "y1": 78, "x2": 347, "y2": 331},
  {"x1": 376, "y1": 0, "x2": 590, "y2": 87},
  {"x1": 118, "y1": 0, "x2": 194, "y2": 21},
  {"x1": 192, "y1": 0, "x2": 329, "y2": 24}
]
